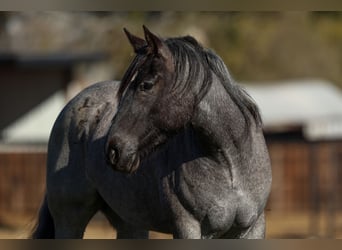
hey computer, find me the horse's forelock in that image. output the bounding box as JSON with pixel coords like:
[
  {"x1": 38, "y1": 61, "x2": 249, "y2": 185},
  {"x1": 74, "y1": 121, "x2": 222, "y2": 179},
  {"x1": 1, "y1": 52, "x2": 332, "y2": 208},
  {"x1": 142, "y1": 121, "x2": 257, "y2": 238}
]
[{"x1": 117, "y1": 54, "x2": 147, "y2": 100}]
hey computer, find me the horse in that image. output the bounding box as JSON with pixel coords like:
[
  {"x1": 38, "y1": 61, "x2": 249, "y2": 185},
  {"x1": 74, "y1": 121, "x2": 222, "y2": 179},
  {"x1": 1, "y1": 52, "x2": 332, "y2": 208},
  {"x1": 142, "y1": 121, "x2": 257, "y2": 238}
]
[{"x1": 32, "y1": 26, "x2": 272, "y2": 239}]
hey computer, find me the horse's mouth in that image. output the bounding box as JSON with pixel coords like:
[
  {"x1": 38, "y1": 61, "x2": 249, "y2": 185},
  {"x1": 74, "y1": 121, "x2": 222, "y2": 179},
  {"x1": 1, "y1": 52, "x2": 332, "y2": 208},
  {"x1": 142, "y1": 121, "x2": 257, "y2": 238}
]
[
  {"x1": 128, "y1": 153, "x2": 140, "y2": 173},
  {"x1": 115, "y1": 153, "x2": 140, "y2": 174}
]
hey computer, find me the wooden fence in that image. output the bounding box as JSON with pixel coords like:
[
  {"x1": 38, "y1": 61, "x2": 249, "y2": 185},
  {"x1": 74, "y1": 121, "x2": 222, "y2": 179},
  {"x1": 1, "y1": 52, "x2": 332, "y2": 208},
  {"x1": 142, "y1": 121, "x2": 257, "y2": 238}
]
[
  {"x1": 0, "y1": 140, "x2": 341, "y2": 227},
  {"x1": 267, "y1": 140, "x2": 342, "y2": 213},
  {"x1": 0, "y1": 151, "x2": 46, "y2": 225}
]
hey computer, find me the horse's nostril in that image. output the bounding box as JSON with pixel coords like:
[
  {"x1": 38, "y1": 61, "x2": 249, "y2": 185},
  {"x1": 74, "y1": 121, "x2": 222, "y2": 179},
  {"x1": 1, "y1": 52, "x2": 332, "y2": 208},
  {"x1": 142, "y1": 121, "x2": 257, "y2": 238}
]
[{"x1": 107, "y1": 146, "x2": 119, "y2": 166}]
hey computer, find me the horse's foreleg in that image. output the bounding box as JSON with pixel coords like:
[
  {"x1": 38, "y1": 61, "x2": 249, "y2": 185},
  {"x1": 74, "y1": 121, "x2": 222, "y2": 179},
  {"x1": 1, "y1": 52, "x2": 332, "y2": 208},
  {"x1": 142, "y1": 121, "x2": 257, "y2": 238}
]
[
  {"x1": 171, "y1": 209, "x2": 201, "y2": 239},
  {"x1": 116, "y1": 226, "x2": 149, "y2": 239},
  {"x1": 48, "y1": 192, "x2": 101, "y2": 239},
  {"x1": 173, "y1": 217, "x2": 201, "y2": 239},
  {"x1": 101, "y1": 205, "x2": 148, "y2": 239},
  {"x1": 32, "y1": 193, "x2": 99, "y2": 239},
  {"x1": 52, "y1": 203, "x2": 99, "y2": 239},
  {"x1": 242, "y1": 211, "x2": 266, "y2": 239}
]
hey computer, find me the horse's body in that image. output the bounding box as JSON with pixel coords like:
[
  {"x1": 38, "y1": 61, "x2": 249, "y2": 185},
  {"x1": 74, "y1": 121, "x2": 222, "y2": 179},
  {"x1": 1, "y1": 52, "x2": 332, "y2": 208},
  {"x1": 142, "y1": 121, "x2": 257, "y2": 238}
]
[{"x1": 32, "y1": 27, "x2": 271, "y2": 239}]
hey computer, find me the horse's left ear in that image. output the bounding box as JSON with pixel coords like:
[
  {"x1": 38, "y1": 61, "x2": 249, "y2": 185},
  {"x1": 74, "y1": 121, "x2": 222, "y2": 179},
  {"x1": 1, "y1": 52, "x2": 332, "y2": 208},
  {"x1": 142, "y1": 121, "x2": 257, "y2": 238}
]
[
  {"x1": 143, "y1": 25, "x2": 172, "y2": 61},
  {"x1": 123, "y1": 28, "x2": 147, "y2": 53}
]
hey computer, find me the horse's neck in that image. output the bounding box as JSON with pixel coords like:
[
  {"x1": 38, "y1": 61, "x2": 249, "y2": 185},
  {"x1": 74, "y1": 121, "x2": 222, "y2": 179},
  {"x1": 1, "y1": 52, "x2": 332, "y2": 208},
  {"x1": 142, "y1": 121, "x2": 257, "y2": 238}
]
[
  {"x1": 193, "y1": 78, "x2": 253, "y2": 149},
  {"x1": 191, "y1": 78, "x2": 256, "y2": 182}
]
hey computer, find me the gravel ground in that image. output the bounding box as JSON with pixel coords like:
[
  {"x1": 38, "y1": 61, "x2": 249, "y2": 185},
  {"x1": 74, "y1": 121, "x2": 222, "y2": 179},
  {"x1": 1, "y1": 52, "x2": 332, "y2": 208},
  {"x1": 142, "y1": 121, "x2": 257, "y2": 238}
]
[{"x1": 1, "y1": 212, "x2": 342, "y2": 239}]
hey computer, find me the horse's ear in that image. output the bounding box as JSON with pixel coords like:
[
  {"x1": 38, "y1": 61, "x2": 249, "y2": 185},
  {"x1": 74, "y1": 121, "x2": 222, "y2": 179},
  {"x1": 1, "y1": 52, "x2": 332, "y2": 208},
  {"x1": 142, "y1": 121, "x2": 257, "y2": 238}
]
[
  {"x1": 123, "y1": 28, "x2": 147, "y2": 53},
  {"x1": 143, "y1": 25, "x2": 171, "y2": 60}
]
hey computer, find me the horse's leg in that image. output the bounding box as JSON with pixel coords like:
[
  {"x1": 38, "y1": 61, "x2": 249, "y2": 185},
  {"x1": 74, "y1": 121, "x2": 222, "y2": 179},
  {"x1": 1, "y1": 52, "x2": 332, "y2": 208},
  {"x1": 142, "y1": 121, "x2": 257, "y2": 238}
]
[
  {"x1": 49, "y1": 194, "x2": 101, "y2": 239},
  {"x1": 47, "y1": 166, "x2": 102, "y2": 239},
  {"x1": 101, "y1": 205, "x2": 149, "y2": 239},
  {"x1": 172, "y1": 209, "x2": 201, "y2": 239},
  {"x1": 242, "y1": 211, "x2": 266, "y2": 239},
  {"x1": 116, "y1": 224, "x2": 149, "y2": 239},
  {"x1": 173, "y1": 219, "x2": 201, "y2": 239}
]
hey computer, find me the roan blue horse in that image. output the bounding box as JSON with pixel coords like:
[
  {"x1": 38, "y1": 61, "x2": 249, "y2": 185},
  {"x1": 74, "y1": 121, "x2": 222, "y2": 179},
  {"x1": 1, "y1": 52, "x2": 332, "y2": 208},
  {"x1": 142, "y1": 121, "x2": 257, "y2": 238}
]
[{"x1": 32, "y1": 26, "x2": 272, "y2": 239}]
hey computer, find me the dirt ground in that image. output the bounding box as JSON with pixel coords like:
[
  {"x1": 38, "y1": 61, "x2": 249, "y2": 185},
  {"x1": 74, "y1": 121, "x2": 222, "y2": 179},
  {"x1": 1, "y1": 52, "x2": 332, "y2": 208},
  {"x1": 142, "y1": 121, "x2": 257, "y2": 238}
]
[{"x1": 1, "y1": 211, "x2": 342, "y2": 239}]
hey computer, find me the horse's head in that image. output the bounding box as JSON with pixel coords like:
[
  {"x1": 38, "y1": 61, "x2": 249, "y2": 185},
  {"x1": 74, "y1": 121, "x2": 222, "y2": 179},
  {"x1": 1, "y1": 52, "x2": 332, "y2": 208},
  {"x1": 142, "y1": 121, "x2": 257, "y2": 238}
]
[{"x1": 105, "y1": 26, "x2": 210, "y2": 173}]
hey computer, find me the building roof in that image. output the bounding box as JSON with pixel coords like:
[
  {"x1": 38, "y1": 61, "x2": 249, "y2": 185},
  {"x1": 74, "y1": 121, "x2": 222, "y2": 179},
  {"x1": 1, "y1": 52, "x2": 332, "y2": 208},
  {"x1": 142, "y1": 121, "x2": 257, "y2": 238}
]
[
  {"x1": 1, "y1": 90, "x2": 65, "y2": 143},
  {"x1": 244, "y1": 79, "x2": 342, "y2": 140}
]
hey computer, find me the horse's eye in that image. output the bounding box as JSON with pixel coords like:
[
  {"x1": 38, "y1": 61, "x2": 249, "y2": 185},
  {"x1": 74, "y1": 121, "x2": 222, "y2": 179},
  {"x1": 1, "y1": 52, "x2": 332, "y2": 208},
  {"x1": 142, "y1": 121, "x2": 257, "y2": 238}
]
[{"x1": 139, "y1": 80, "x2": 154, "y2": 91}]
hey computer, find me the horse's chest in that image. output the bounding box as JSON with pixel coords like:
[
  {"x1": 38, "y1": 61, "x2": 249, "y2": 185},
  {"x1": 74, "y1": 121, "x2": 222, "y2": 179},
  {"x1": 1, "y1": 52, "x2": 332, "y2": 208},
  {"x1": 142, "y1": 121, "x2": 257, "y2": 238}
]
[
  {"x1": 175, "y1": 160, "x2": 233, "y2": 203},
  {"x1": 171, "y1": 162, "x2": 239, "y2": 234}
]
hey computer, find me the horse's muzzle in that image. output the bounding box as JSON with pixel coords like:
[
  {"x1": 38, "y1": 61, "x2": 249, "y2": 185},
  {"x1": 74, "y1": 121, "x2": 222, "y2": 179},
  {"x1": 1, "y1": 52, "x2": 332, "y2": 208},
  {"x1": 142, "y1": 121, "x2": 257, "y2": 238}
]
[{"x1": 106, "y1": 140, "x2": 140, "y2": 174}]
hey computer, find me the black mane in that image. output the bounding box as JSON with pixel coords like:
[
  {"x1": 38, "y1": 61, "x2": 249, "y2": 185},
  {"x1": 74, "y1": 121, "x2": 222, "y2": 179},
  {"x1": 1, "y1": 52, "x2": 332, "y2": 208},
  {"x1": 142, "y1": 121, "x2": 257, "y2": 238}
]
[
  {"x1": 164, "y1": 36, "x2": 212, "y2": 106},
  {"x1": 164, "y1": 35, "x2": 262, "y2": 128}
]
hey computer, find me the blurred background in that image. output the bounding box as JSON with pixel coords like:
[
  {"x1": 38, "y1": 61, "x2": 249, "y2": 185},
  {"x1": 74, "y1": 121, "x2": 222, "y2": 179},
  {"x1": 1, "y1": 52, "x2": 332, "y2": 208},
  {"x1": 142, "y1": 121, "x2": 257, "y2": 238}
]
[{"x1": 0, "y1": 11, "x2": 341, "y2": 239}]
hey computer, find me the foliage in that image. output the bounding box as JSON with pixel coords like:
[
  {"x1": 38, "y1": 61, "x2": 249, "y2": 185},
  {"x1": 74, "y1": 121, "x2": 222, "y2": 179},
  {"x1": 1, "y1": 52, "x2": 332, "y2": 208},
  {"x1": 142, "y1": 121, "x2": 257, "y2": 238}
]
[{"x1": 0, "y1": 12, "x2": 341, "y2": 88}]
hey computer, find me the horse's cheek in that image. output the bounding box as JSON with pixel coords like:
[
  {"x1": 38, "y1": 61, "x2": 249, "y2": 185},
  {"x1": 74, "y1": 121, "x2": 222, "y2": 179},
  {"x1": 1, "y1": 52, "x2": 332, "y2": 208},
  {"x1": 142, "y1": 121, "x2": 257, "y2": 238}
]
[{"x1": 154, "y1": 101, "x2": 191, "y2": 131}]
